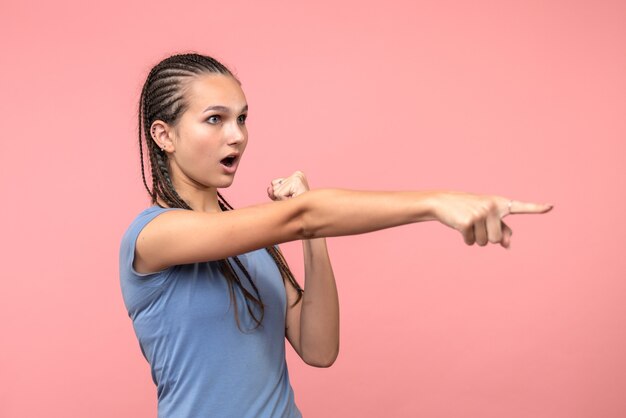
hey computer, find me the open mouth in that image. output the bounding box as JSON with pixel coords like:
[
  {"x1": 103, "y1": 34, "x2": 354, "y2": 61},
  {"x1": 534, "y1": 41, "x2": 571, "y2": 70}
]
[{"x1": 220, "y1": 156, "x2": 237, "y2": 167}]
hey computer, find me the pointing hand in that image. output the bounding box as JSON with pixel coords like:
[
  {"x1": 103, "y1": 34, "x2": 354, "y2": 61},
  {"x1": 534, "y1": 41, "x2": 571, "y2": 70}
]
[{"x1": 431, "y1": 191, "x2": 554, "y2": 248}]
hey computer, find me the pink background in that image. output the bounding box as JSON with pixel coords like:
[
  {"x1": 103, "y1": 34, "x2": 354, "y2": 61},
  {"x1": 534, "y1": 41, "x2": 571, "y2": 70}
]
[{"x1": 2, "y1": 0, "x2": 625, "y2": 417}]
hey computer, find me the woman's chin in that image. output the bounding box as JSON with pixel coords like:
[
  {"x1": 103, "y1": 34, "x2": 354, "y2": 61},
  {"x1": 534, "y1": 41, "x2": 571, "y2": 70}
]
[{"x1": 218, "y1": 177, "x2": 235, "y2": 188}]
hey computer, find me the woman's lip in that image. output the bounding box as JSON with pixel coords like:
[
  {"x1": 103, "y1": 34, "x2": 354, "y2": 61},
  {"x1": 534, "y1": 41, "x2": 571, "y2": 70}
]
[{"x1": 220, "y1": 157, "x2": 239, "y2": 174}]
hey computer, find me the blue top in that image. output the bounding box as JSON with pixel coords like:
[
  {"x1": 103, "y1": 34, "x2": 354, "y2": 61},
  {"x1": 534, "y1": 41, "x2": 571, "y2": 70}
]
[{"x1": 119, "y1": 206, "x2": 302, "y2": 418}]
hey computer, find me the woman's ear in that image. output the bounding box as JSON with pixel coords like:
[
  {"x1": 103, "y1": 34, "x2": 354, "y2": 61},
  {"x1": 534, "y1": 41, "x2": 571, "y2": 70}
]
[{"x1": 150, "y1": 120, "x2": 175, "y2": 152}]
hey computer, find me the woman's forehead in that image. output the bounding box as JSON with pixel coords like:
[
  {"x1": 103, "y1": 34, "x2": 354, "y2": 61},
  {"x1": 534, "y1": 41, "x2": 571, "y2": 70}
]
[{"x1": 186, "y1": 74, "x2": 246, "y2": 111}]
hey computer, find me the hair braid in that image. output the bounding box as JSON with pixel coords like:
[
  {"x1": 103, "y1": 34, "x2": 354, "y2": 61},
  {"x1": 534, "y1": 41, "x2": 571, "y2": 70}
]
[
  {"x1": 154, "y1": 148, "x2": 190, "y2": 209},
  {"x1": 139, "y1": 86, "x2": 155, "y2": 201},
  {"x1": 137, "y1": 52, "x2": 304, "y2": 331}
]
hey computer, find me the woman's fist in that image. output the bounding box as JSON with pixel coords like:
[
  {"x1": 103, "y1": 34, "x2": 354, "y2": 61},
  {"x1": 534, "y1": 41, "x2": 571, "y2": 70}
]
[
  {"x1": 267, "y1": 170, "x2": 310, "y2": 201},
  {"x1": 431, "y1": 191, "x2": 553, "y2": 249}
]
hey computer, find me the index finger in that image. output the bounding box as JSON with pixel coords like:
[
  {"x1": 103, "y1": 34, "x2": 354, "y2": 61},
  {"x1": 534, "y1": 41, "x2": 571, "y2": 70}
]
[{"x1": 509, "y1": 200, "x2": 554, "y2": 215}]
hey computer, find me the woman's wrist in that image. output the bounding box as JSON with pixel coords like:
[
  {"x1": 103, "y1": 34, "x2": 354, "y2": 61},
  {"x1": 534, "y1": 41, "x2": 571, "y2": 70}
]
[{"x1": 410, "y1": 190, "x2": 442, "y2": 224}]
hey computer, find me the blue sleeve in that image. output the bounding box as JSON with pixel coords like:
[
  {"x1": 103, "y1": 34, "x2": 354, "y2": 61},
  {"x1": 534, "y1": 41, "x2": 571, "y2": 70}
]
[
  {"x1": 119, "y1": 206, "x2": 183, "y2": 280},
  {"x1": 119, "y1": 206, "x2": 184, "y2": 317}
]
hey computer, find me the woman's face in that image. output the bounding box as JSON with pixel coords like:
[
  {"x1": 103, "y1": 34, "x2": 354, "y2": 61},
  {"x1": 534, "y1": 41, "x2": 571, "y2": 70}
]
[{"x1": 166, "y1": 73, "x2": 248, "y2": 190}]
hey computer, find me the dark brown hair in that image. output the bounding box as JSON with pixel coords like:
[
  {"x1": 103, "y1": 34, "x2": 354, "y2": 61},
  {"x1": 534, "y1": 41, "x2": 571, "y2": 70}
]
[{"x1": 137, "y1": 52, "x2": 303, "y2": 331}]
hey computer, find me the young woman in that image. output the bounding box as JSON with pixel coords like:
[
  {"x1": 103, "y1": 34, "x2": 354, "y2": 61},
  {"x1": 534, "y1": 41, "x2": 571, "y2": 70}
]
[{"x1": 119, "y1": 52, "x2": 553, "y2": 418}]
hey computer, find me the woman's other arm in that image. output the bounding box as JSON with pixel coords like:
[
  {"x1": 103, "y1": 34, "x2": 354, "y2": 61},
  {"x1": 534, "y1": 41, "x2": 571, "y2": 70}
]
[{"x1": 268, "y1": 172, "x2": 339, "y2": 367}]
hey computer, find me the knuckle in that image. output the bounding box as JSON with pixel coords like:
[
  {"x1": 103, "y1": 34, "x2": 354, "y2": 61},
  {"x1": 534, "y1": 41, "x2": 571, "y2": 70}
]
[{"x1": 459, "y1": 216, "x2": 473, "y2": 229}]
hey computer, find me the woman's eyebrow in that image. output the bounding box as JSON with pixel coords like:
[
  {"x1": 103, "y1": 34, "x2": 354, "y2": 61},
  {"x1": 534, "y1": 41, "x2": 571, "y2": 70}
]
[{"x1": 203, "y1": 104, "x2": 248, "y2": 113}]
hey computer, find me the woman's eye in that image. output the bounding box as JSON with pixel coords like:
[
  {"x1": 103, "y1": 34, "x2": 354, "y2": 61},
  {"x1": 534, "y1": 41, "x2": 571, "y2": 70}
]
[
  {"x1": 237, "y1": 114, "x2": 247, "y2": 124},
  {"x1": 207, "y1": 115, "x2": 221, "y2": 124}
]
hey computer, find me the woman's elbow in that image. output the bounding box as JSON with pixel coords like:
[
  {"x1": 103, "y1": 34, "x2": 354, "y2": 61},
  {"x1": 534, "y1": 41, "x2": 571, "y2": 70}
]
[
  {"x1": 302, "y1": 348, "x2": 339, "y2": 368},
  {"x1": 294, "y1": 189, "x2": 331, "y2": 240}
]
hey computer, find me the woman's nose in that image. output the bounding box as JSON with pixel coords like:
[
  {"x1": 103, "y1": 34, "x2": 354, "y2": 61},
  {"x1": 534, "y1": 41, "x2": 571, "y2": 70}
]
[{"x1": 226, "y1": 122, "x2": 246, "y2": 145}]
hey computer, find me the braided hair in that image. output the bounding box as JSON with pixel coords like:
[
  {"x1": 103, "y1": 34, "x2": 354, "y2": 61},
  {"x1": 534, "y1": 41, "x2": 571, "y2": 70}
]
[{"x1": 137, "y1": 52, "x2": 303, "y2": 331}]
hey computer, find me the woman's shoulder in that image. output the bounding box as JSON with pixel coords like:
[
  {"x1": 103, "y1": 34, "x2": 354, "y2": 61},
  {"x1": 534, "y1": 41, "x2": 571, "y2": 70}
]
[
  {"x1": 119, "y1": 206, "x2": 185, "y2": 277},
  {"x1": 121, "y1": 206, "x2": 182, "y2": 241},
  {"x1": 137, "y1": 204, "x2": 174, "y2": 216},
  {"x1": 134, "y1": 204, "x2": 184, "y2": 221}
]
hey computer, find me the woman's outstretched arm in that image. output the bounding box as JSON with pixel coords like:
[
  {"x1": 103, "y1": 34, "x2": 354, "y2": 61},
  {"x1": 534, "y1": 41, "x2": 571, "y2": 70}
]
[{"x1": 135, "y1": 176, "x2": 552, "y2": 273}]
